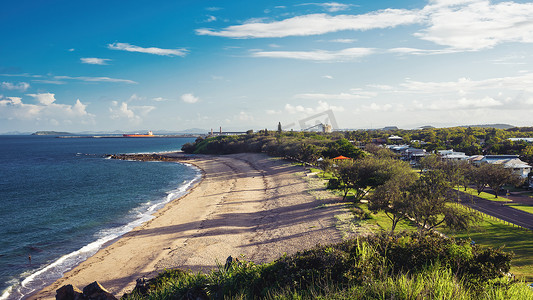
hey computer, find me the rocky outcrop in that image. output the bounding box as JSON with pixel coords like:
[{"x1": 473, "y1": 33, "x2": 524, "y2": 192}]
[
  {"x1": 106, "y1": 153, "x2": 191, "y2": 162},
  {"x1": 56, "y1": 281, "x2": 117, "y2": 300},
  {"x1": 55, "y1": 285, "x2": 83, "y2": 300}
]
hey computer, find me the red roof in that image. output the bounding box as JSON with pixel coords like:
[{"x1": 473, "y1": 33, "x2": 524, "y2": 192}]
[{"x1": 333, "y1": 155, "x2": 350, "y2": 160}]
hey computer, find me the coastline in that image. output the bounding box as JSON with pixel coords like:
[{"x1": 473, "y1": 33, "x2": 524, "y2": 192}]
[{"x1": 30, "y1": 153, "x2": 344, "y2": 299}]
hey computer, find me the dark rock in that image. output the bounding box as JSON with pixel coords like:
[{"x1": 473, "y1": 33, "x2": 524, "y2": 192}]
[
  {"x1": 82, "y1": 281, "x2": 117, "y2": 300},
  {"x1": 133, "y1": 277, "x2": 153, "y2": 295},
  {"x1": 56, "y1": 284, "x2": 83, "y2": 300},
  {"x1": 224, "y1": 255, "x2": 242, "y2": 271},
  {"x1": 185, "y1": 286, "x2": 209, "y2": 300}
]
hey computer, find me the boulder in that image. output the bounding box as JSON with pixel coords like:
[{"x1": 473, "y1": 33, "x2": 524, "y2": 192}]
[
  {"x1": 82, "y1": 281, "x2": 117, "y2": 300},
  {"x1": 56, "y1": 284, "x2": 83, "y2": 300},
  {"x1": 224, "y1": 255, "x2": 242, "y2": 271}
]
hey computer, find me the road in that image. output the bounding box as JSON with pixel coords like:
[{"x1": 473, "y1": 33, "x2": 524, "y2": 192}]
[{"x1": 457, "y1": 191, "x2": 533, "y2": 230}]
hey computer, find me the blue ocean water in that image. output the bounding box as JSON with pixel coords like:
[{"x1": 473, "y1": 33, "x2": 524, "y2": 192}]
[{"x1": 0, "y1": 135, "x2": 199, "y2": 299}]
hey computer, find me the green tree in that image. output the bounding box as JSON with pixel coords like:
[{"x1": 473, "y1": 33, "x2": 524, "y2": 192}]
[
  {"x1": 483, "y1": 163, "x2": 523, "y2": 198},
  {"x1": 325, "y1": 138, "x2": 365, "y2": 159},
  {"x1": 407, "y1": 170, "x2": 479, "y2": 233},
  {"x1": 368, "y1": 160, "x2": 417, "y2": 232}
]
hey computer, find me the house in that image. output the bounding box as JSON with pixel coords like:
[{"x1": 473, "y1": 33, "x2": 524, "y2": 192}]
[
  {"x1": 468, "y1": 155, "x2": 485, "y2": 165},
  {"x1": 388, "y1": 145, "x2": 426, "y2": 162},
  {"x1": 437, "y1": 149, "x2": 469, "y2": 161},
  {"x1": 480, "y1": 155, "x2": 532, "y2": 178},
  {"x1": 508, "y1": 138, "x2": 533, "y2": 143}
]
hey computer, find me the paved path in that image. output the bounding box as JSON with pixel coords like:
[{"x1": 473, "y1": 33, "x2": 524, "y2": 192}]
[{"x1": 458, "y1": 191, "x2": 533, "y2": 230}]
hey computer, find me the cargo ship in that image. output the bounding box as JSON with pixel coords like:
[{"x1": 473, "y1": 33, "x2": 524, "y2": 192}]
[{"x1": 123, "y1": 131, "x2": 155, "y2": 137}]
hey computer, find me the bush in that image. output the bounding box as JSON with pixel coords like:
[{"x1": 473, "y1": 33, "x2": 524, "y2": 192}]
[{"x1": 124, "y1": 232, "x2": 520, "y2": 299}]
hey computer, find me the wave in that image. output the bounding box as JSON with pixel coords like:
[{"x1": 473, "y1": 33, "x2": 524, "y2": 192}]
[{"x1": 0, "y1": 162, "x2": 201, "y2": 300}]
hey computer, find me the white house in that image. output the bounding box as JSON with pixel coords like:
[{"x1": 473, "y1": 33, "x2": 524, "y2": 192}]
[
  {"x1": 437, "y1": 149, "x2": 469, "y2": 161},
  {"x1": 481, "y1": 155, "x2": 532, "y2": 178}
]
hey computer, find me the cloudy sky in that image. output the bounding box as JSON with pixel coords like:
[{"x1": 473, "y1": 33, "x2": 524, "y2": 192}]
[{"x1": 2, "y1": 0, "x2": 533, "y2": 133}]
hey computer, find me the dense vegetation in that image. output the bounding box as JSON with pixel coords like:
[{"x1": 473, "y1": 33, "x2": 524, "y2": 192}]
[
  {"x1": 182, "y1": 126, "x2": 533, "y2": 165},
  {"x1": 182, "y1": 131, "x2": 366, "y2": 162},
  {"x1": 123, "y1": 232, "x2": 531, "y2": 299},
  {"x1": 346, "y1": 126, "x2": 533, "y2": 164}
]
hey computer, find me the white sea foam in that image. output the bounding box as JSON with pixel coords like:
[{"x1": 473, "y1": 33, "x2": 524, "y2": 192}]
[{"x1": 1, "y1": 162, "x2": 201, "y2": 300}]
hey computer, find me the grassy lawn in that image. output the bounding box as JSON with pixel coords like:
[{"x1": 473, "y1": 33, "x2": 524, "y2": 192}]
[
  {"x1": 439, "y1": 208, "x2": 533, "y2": 282},
  {"x1": 311, "y1": 172, "x2": 533, "y2": 283},
  {"x1": 461, "y1": 186, "x2": 513, "y2": 202},
  {"x1": 358, "y1": 203, "x2": 417, "y2": 233},
  {"x1": 507, "y1": 203, "x2": 533, "y2": 214},
  {"x1": 359, "y1": 202, "x2": 533, "y2": 281}
]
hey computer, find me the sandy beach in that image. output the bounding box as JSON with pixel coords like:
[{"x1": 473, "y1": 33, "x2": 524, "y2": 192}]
[{"x1": 30, "y1": 153, "x2": 344, "y2": 299}]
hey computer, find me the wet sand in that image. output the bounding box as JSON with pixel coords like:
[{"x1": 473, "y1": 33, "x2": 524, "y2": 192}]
[{"x1": 31, "y1": 153, "x2": 343, "y2": 299}]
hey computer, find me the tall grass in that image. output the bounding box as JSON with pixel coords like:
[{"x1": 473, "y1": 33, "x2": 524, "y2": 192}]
[{"x1": 123, "y1": 232, "x2": 532, "y2": 299}]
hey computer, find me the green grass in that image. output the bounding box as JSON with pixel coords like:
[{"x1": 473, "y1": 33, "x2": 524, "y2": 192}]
[
  {"x1": 358, "y1": 203, "x2": 417, "y2": 233},
  {"x1": 440, "y1": 206, "x2": 533, "y2": 282},
  {"x1": 124, "y1": 233, "x2": 533, "y2": 300},
  {"x1": 507, "y1": 203, "x2": 533, "y2": 214},
  {"x1": 461, "y1": 187, "x2": 512, "y2": 202}
]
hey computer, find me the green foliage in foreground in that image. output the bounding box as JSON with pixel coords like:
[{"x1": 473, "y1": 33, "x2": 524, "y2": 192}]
[{"x1": 123, "y1": 232, "x2": 532, "y2": 300}]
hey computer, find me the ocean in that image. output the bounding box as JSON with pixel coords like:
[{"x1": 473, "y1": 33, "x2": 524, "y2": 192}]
[{"x1": 0, "y1": 135, "x2": 200, "y2": 299}]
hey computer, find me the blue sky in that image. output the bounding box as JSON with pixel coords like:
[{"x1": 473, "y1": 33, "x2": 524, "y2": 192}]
[{"x1": 2, "y1": 0, "x2": 533, "y2": 133}]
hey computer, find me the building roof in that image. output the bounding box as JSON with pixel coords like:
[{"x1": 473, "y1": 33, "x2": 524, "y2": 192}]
[{"x1": 509, "y1": 138, "x2": 533, "y2": 143}]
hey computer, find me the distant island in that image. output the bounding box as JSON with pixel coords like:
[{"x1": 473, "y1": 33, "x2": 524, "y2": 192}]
[{"x1": 31, "y1": 131, "x2": 72, "y2": 136}]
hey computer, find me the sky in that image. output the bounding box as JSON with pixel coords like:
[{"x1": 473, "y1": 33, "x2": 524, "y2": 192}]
[{"x1": 2, "y1": 0, "x2": 533, "y2": 133}]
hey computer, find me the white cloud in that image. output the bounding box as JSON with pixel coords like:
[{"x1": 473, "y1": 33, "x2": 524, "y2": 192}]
[
  {"x1": 54, "y1": 75, "x2": 137, "y2": 84},
  {"x1": 414, "y1": 97, "x2": 504, "y2": 111},
  {"x1": 1, "y1": 81, "x2": 30, "y2": 92},
  {"x1": 32, "y1": 79, "x2": 66, "y2": 85},
  {"x1": 81, "y1": 57, "x2": 111, "y2": 65},
  {"x1": 0, "y1": 94, "x2": 94, "y2": 123},
  {"x1": 399, "y1": 73, "x2": 533, "y2": 94},
  {"x1": 109, "y1": 101, "x2": 137, "y2": 120},
  {"x1": 252, "y1": 47, "x2": 374, "y2": 61},
  {"x1": 322, "y1": 75, "x2": 334, "y2": 79},
  {"x1": 151, "y1": 97, "x2": 167, "y2": 102},
  {"x1": 266, "y1": 109, "x2": 282, "y2": 115},
  {"x1": 238, "y1": 111, "x2": 254, "y2": 121},
  {"x1": 417, "y1": 0, "x2": 533, "y2": 50},
  {"x1": 197, "y1": 0, "x2": 533, "y2": 52},
  {"x1": 27, "y1": 93, "x2": 56, "y2": 105},
  {"x1": 367, "y1": 84, "x2": 394, "y2": 90},
  {"x1": 317, "y1": 2, "x2": 352, "y2": 12},
  {"x1": 108, "y1": 42, "x2": 188, "y2": 57},
  {"x1": 294, "y1": 90, "x2": 376, "y2": 100},
  {"x1": 128, "y1": 94, "x2": 144, "y2": 102},
  {"x1": 361, "y1": 102, "x2": 395, "y2": 112},
  {"x1": 285, "y1": 100, "x2": 344, "y2": 114},
  {"x1": 196, "y1": 11, "x2": 422, "y2": 38},
  {"x1": 181, "y1": 93, "x2": 200, "y2": 103},
  {"x1": 388, "y1": 47, "x2": 465, "y2": 55},
  {"x1": 329, "y1": 38, "x2": 357, "y2": 43},
  {"x1": 205, "y1": 15, "x2": 217, "y2": 22}
]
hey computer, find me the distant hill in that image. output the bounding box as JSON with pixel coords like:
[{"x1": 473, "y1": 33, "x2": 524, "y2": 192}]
[
  {"x1": 31, "y1": 131, "x2": 72, "y2": 135},
  {"x1": 178, "y1": 128, "x2": 209, "y2": 134},
  {"x1": 1, "y1": 131, "x2": 32, "y2": 135},
  {"x1": 459, "y1": 124, "x2": 515, "y2": 129}
]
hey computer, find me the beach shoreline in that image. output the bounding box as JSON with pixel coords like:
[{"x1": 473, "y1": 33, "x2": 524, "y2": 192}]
[{"x1": 29, "y1": 153, "x2": 343, "y2": 299}]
